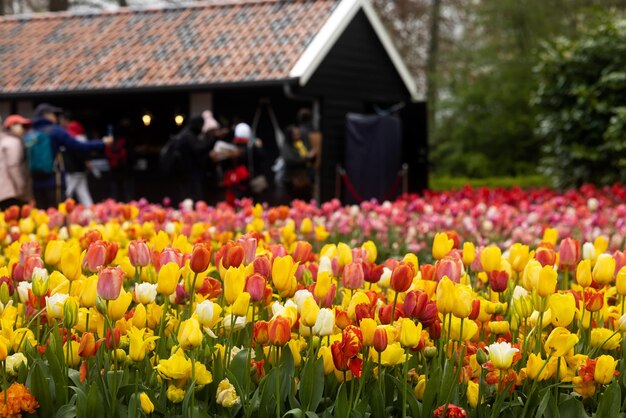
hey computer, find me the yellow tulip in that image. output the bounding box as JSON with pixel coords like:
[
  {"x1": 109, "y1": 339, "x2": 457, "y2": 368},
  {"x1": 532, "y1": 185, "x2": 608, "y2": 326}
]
[
  {"x1": 594, "y1": 355, "x2": 618, "y2": 384},
  {"x1": 542, "y1": 228, "x2": 558, "y2": 246},
  {"x1": 60, "y1": 246, "x2": 82, "y2": 281},
  {"x1": 317, "y1": 346, "x2": 335, "y2": 375},
  {"x1": 346, "y1": 291, "x2": 370, "y2": 320},
  {"x1": 591, "y1": 328, "x2": 622, "y2": 350},
  {"x1": 271, "y1": 256, "x2": 298, "y2": 298},
  {"x1": 107, "y1": 288, "x2": 132, "y2": 321},
  {"x1": 593, "y1": 254, "x2": 615, "y2": 284},
  {"x1": 594, "y1": 236, "x2": 609, "y2": 256},
  {"x1": 63, "y1": 340, "x2": 80, "y2": 367},
  {"x1": 521, "y1": 259, "x2": 542, "y2": 291},
  {"x1": 462, "y1": 242, "x2": 476, "y2": 267},
  {"x1": 139, "y1": 393, "x2": 154, "y2": 414},
  {"x1": 432, "y1": 233, "x2": 454, "y2": 260},
  {"x1": 224, "y1": 266, "x2": 246, "y2": 306},
  {"x1": 0, "y1": 339, "x2": 7, "y2": 361},
  {"x1": 167, "y1": 385, "x2": 185, "y2": 403},
  {"x1": 216, "y1": 378, "x2": 240, "y2": 407},
  {"x1": 315, "y1": 225, "x2": 329, "y2": 242},
  {"x1": 301, "y1": 297, "x2": 320, "y2": 328},
  {"x1": 436, "y1": 276, "x2": 456, "y2": 315},
  {"x1": 156, "y1": 348, "x2": 191, "y2": 380},
  {"x1": 467, "y1": 380, "x2": 480, "y2": 408},
  {"x1": 480, "y1": 246, "x2": 501, "y2": 273},
  {"x1": 509, "y1": 243, "x2": 530, "y2": 272},
  {"x1": 79, "y1": 275, "x2": 98, "y2": 308},
  {"x1": 300, "y1": 218, "x2": 313, "y2": 234},
  {"x1": 549, "y1": 293, "x2": 576, "y2": 327},
  {"x1": 314, "y1": 271, "x2": 332, "y2": 300},
  {"x1": 449, "y1": 316, "x2": 478, "y2": 341},
  {"x1": 157, "y1": 262, "x2": 180, "y2": 296},
  {"x1": 362, "y1": 241, "x2": 377, "y2": 263},
  {"x1": 128, "y1": 327, "x2": 159, "y2": 362},
  {"x1": 133, "y1": 303, "x2": 147, "y2": 329},
  {"x1": 370, "y1": 342, "x2": 406, "y2": 366},
  {"x1": 232, "y1": 292, "x2": 251, "y2": 317},
  {"x1": 414, "y1": 375, "x2": 426, "y2": 400},
  {"x1": 525, "y1": 353, "x2": 553, "y2": 381},
  {"x1": 537, "y1": 266, "x2": 557, "y2": 297},
  {"x1": 452, "y1": 284, "x2": 473, "y2": 319},
  {"x1": 402, "y1": 253, "x2": 419, "y2": 274},
  {"x1": 360, "y1": 318, "x2": 377, "y2": 347},
  {"x1": 337, "y1": 243, "x2": 353, "y2": 267},
  {"x1": 576, "y1": 260, "x2": 592, "y2": 288},
  {"x1": 399, "y1": 318, "x2": 422, "y2": 347},
  {"x1": 44, "y1": 240, "x2": 63, "y2": 265},
  {"x1": 616, "y1": 266, "x2": 626, "y2": 295},
  {"x1": 545, "y1": 327, "x2": 578, "y2": 357},
  {"x1": 177, "y1": 317, "x2": 203, "y2": 349}
]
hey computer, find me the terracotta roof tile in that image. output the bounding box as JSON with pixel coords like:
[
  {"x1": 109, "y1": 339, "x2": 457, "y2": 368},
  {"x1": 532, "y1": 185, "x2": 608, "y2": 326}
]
[{"x1": 0, "y1": 0, "x2": 338, "y2": 94}]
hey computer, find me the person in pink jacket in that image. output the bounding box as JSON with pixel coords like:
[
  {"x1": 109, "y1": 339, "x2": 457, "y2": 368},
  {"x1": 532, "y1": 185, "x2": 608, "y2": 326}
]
[{"x1": 0, "y1": 115, "x2": 33, "y2": 209}]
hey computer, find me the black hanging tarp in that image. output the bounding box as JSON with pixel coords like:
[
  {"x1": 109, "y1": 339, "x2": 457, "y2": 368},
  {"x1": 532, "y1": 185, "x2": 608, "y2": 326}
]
[{"x1": 344, "y1": 113, "x2": 403, "y2": 203}]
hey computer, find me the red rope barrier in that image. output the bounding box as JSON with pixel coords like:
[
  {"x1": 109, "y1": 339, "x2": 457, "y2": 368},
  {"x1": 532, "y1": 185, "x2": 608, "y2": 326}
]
[{"x1": 340, "y1": 169, "x2": 404, "y2": 203}]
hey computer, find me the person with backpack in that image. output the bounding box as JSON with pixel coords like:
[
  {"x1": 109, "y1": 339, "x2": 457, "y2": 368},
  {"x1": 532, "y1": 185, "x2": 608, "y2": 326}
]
[
  {"x1": 0, "y1": 115, "x2": 33, "y2": 210},
  {"x1": 27, "y1": 103, "x2": 112, "y2": 209},
  {"x1": 61, "y1": 115, "x2": 95, "y2": 207}
]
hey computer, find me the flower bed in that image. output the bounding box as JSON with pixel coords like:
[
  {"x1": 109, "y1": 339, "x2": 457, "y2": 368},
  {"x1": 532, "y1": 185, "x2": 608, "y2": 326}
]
[{"x1": 0, "y1": 186, "x2": 625, "y2": 417}]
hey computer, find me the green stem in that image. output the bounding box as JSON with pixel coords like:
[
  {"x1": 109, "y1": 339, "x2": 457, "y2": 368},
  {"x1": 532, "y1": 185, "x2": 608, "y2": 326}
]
[
  {"x1": 553, "y1": 358, "x2": 560, "y2": 417},
  {"x1": 402, "y1": 348, "x2": 409, "y2": 418},
  {"x1": 275, "y1": 346, "x2": 281, "y2": 418},
  {"x1": 157, "y1": 297, "x2": 170, "y2": 360},
  {"x1": 490, "y1": 371, "x2": 505, "y2": 418},
  {"x1": 378, "y1": 351, "x2": 384, "y2": 404},
  {"x1": 190, "y1": 349, "x2": 196, "y2": 417},
  {"x1": 391, "y1": 291, "x2": 399, "y2": 323},
  {"x1": 187, "y1": 272, "x2": 198, "y2": 320},
  {"x1": 475, "y1": 368, "x2": 484, "y2": 417}
]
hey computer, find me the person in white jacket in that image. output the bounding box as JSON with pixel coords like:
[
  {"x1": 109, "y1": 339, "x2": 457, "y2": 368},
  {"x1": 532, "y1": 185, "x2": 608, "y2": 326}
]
[{"x1": 0, "y1": 115, "x2": 32, "y2": 209}]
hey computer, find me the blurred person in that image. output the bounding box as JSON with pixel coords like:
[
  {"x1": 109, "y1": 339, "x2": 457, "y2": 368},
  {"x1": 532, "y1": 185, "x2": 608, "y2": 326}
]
[
  {"x1": 281, "y1": 125, "x2": 315, "y2": 200},
  {"x1": 28, "y1": 103, "x2": 112, "y2": 209},
  {"x1": 298, "y1": 108, "x2": 322, "y2": 200},
  {"x1": 106, "y1": 119, "x2": 135, "y2": 202},
  {"x1": 176, "y1": 114, "x2": 213, "y2": 202},
  {"x1": 0, "y1": 115, "x2": 33, "y2": 209},
  {"x1": 60, "y1": 115, "x2": 94, "y2": 207}
]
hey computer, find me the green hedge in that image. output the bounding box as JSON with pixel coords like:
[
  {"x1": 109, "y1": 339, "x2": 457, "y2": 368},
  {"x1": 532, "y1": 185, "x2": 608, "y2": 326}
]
[{"x1": 429, "y1": 175, "x2": 550, "y2": 191}]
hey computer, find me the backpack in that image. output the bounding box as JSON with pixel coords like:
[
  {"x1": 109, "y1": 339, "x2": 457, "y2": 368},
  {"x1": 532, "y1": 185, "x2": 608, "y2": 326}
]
[
  {"x1": 24, "y1": 128, "x2": 55, "y2": 174},
  {"x1": 159, "y1": 135, "x2": 184, "y2": 174}
]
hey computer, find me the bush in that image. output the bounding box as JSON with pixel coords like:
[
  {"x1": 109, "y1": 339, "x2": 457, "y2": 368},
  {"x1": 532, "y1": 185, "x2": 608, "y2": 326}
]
[
  {"x1": 429, "y1": 175, "x2": 550, "y2": 191},
  {"x1": 534, "y1": 16, "x2": 626, "y2": 188}
]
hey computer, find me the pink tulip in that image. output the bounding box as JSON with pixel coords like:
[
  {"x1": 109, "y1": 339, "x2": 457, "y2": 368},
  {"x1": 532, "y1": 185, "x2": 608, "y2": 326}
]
[{"x1": 97, "y1": 266, "x2": 125, "y2": 300}]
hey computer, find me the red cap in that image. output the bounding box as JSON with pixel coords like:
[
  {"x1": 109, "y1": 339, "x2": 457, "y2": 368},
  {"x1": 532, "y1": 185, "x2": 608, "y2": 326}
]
[
  {"x1": 3, "y1": 115, "x2": 31, "y2": 130},
  {"x1": 66, "y1": 121, "x2": 85, "y2": 137}
]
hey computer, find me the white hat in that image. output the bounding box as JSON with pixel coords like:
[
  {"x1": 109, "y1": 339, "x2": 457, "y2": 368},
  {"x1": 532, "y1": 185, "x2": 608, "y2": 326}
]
[{"x1": 234, "y1": 123, "x2": 252, "y2": 140}]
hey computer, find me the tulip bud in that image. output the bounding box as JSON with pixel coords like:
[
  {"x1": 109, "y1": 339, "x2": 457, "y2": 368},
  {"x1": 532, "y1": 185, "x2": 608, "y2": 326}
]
[
  {"x1": 424, "y1": 346, "x2": 438, "y2": 359},
  {"x1": 462, "y1": 242, "x2": 476, "y2": 267},
  {"x1": 292, "y1": 241, "x2": 313, "y2": 264},
  {"x1": 373, "y1": 327, "x2": 388, "y2": 353},
  {"x1": 252, "y1": 256, "x2": 271, "y2": 279},
  {"x1": 476, "y1": 348, "x2": 488, "y2": 365},
  {"x1": 268, "y1": 316, "x2": 291, "y2": 346},
  {"x1": 31, "y1": 267, "x2": 49, "y2": 297},
  {"x1": 139, "y1": 393, "x2": 155, "y2": 415},
  {"x1": 0, "y1": 283, "x2": 9, "y2": 305},
  {"x1": 245, "y1": 273, "x2": 266, "y2": 303},
  {"x1": 343, "y1": 262, "x2": 364, "y2": 290},
  {"x1": 128, "y1": 240, "x2": 151, "y2": 268},
  {"x1": 96, "y1": 296, "x2": 108, "y2": 316},
  {"x1": 253, "y1": 321, "x2": 269, "y2": 345},
  {"x1": 63, "y1": 298, "x2": 79, "y2": 329}
]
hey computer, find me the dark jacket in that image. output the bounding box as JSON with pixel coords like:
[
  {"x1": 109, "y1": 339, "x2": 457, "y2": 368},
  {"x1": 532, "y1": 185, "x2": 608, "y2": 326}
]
[{"x1": 31, "y1": 117, "x2": 104, "y2": 188}]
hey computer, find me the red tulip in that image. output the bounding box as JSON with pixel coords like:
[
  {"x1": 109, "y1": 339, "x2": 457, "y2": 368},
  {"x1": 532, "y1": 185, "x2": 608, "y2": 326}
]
[
  {"x1": 245, "y1": 273, "x2": 266, "y2": 303},
  {"x1": 434, "y1": 404, "x2": 467, "y2": 418},
  {"x1": 429, "y1": 320, "x2": 442, "y2": 340},
  {"x1": 159, "y1": 248, "x2": 183, "y2": 269},
  {"x1": 420, "y1": 264, "x2": 436, "y2": 281},
  {"x1": 97, "y1": 266, "x2": 125, "y2": 300},
  {"x1": 535, "y1": 246, "x2": 556, "y2": 267},
  {"x1": 23, "y1": 255, "x2": 44, "y2": 281},
  {"x1": 190, "y1": 244, "x2": 212, "y2": 274},
  {"x1": 584, "y1": 288, "x2": 604, "y2": 312},
  {"x1": 268, "y1": 316, "x2": 291, "y2": 346},
  {"x1": 292, "y1": 241, "x2": 313, "y2": 264},
  {"x1": 378, "y1": 304, "x2": 404, "y2": 325},
  {"x1": 362, "y1": 262, "x2": 384, "y2": 283},
  {"x1": 434, "y1": 256, "x2": 463, "y2": 283},
  {"x1": 215, "y1": 242, "x2": 244, "y2": 269},
  {"x1": 253, "y1": 321, "x2": 269, "y2": 345},
  {"x1": 558, "y1": 238, "x2": 580, "y2": 271},
  {"x1": 252, "y1": 255, "x2": 271, "y2": 279},
  {"x1": 390, "y1": 262, "x2": 414, "y2": 293},
  {"x1": 83, "y1": 241, "x2": 107, "y2": 273},
  {"x1": 343, "y1": 262, "x2": 364, "y2": 290},
  {"x1": 373, "y1": 328, "x2": 388, "y2": 353},
  {"x1": 354, "y1": 303, "x2": 374, "y2": 324},
  {"x1": 128, "y1": 240, "x2": 151, "y2": 267},
  {"x1": 334, "y1": 308, "x2": 352, "y2": 330},
  {"x1": 468, "y1": 299, "x2": 481, "y2": 321},
  {"x1": 490, "y1": 270, "x2": 509, "y2": 293}
]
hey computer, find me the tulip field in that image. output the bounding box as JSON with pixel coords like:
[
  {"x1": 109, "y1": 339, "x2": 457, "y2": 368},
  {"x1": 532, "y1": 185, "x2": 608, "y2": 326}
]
[{"x1": 3, "y1": 185, "x2": 626, "y2": 417}]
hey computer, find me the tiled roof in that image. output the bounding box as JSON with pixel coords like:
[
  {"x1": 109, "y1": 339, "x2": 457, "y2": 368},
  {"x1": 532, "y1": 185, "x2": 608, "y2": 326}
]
[{"x1": 0, "y1": 0, "x2": 339, "y2": 94}]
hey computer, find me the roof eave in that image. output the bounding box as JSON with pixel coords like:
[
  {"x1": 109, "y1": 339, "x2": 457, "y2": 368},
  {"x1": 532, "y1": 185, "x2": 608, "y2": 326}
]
[
  {"x1": 289, "y1": 0, "x2": 423, "y2": 102},
  {"x1": 0, "y1": 78, "x2": 296, "y2": 99}
]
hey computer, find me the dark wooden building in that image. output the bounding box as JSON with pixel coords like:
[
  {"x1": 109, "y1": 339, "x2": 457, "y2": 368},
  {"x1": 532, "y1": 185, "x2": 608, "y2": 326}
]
[{"x1": 0, "y1": 0, "x2": 426, "y2": 203}]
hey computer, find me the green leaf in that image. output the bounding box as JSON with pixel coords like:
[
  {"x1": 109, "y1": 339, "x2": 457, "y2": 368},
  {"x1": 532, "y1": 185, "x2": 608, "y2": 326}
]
[
  {"x1": 299, "y1": 358, "x2": 324, "y2": 412},
  {"x1": 229, "y1": 348, "x2": 251, "y2": 391},
  {"x1": 283, "y1": 408, "x2": 305, "y2": 418},
  {"x1": 558, "y1": 397, "x2": 587, "y2": 418},
  {"x1": 54, "y1": 404, "x2": 77, "y2": 418},
  {"x1": 334, "y1": 382, "x2": 349, "y2": 418},
  {"x1": 28, "y1": 361, "x2": 54, "y2": 418},
  {"x1": 388, "y1": 374, "x2": 420, "y2": 418},
  {"x1": 536, "y1": 389, "x2": 552, "y2": 418},
  {"x1": 597, "y1": 381, "x2": 621, "y2": 417},
  {"x1": 86, "y1": 383, "x2": 104, "y2": 418},
  {"x1": 181, "y1": 379, "x2": 196, "y2": 415},
  {"x1": 369, "y1": 383, "x2": 385, "y2": 418}
]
